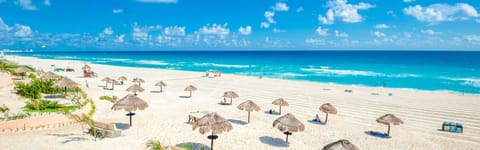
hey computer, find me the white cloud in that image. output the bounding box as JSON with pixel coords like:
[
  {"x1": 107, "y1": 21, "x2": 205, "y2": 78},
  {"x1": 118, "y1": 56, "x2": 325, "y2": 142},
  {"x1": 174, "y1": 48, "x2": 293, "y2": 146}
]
[
  {"x1": 103, "y1": 27, "x2": 113, "y2": 35},
  {"x1": 464, "y1": 35, "x2": 480, "y2": 42},
  {"x1": 198, "y1": 23, "x2": 229, "y2": 35},
  {"x1": 297, "y1": 6, "x2": 304, "y2": 12},
  {"x1": 265, "y1": 11, "x2": 276, "y2": 24},
  {"x1": 15, "y1": 0, "x2": 38, "y2": 10},
  {"x1": 335, "y1": 30, "x2": 349, "y2": 37},
  {"x1": 116, "y1": 34, "x2": 125, "y2": 43},
  {"x1": 404, "y1": 3, "x2": 479, "y2": 24},
  {"x1": 238, "y1": 26, "x2": 252, "y2": 35},
  {"x1": 132, "y1": 27, "x2": 149, "y2": 42},
  {"x1": 403, "y1": 0, "x2": 415, "y2": 3},
  {"x1": 136, "y1": 0, "x2": 177, "y2": 3},
  {"x1": 273, "y1": 28, "x2": 286, "y2": 33},
  {"x1": 272, "y1": 2, "x2": 289, "y2": 12},
  {"x1": 44, "y1": 0, "x2": 50, "y2": 6},
  {"x1": 260, "y1": 22, "x2": 270, "y2": 28},
  {"x1": 14, "y1": 24, "x2": 32, "y2": 37},
  {"x1": 164, "y1": 26, "x2": 186, "y2": 36},
  {"x1": 318, "y1": 0, "x2": 375, "y2": 24},
  {"x1": 113, "y1": 9, "x2": 124, "y2": 14},
  {"x1": 373, "y1": 31, "x2": 386, "y2": 38},
  {"x1": 316, "y1": 27, "x2": 329, "y2": 36},
  {"x1": 387, "y1": 10, "x2": 396, "y2": 17},
  {"x1": 421, "y1": 29, "x2": 442, "y2": 35},
  {"x1": 375, "y1": 24, "x2": 390, "y2": 29},
  {"x1": 0, "y1": 18, "x2": 9, "y2": 31},
  {"x1": 305, "y1": 38, "x2": 326, "y2": 46}
]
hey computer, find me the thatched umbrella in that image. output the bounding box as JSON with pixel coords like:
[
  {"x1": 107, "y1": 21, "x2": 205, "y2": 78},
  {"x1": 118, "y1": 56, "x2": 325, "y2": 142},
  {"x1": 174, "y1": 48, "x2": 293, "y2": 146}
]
[
  {"x1": 81, "y1": 64, "x2": 91, "y2": 71},
  {"x1": 155, "y1": 81, "x2": 167, "y2": 92},
  {"x1": 133, "y1": 78, "x2": 145, "y2": 86},
  {"x1": 117, "y1": 76, "x2": 128, "y2": 85},
  {"x1": 126, "y1": 84, "x2": 145, "y2": 96},
  {"x1": 273, "y1": 113, "x2": 304, "y2": 143},
  {"x1": 376, "y1": 114, "x2": 403, "y2": 136},
  {"x1": 192, "y1": 112, "x2": 233, "y2": 150},
  {"x1": 53, "y1": 77, "x2": 79, "y2": 96},
  {"x1": 14, "y1": 66, "x2": 32, "y2": 80},
  {"x1": 322, "y1": 139, "x2": 359, "y2": 150},
  {"x1": 107, "y1": 79, "x2": 120, "y2": 90},
  {"x1": 40, "y1": 71, "x2": 61, "y2": 80},
  {"x1": 237, "y1": 100, "x2": 261, "y2": 123},
  {"x1": 101, "y1": 77, "x2": 112, "y2": 87},
  {"x1": 184, "y1": 85, "x2": 197, "y2": 97},
  {"x1": 272, "y1": 98, "x2": 289, "y2": 115},
  {"x1": 320, "y1": 103, "x2": 337, "y2": 124},
  {"x1": 111, "y1": 94, "x2": 148, "y2": 126},
  {"x1": 223, "y1": 91, "x2": 239, "y2": 105}
]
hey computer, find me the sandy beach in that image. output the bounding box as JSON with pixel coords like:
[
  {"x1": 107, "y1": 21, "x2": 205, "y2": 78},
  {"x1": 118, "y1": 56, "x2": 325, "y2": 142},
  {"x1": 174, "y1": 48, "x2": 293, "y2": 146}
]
[{"x1": 1, "y1": 56, "x2": 479, "y2": 150}]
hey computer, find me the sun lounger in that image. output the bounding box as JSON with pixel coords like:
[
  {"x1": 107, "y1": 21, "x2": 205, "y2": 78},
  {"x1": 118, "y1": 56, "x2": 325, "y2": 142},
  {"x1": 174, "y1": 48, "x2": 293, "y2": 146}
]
[
  {"x1": 90, "y1": 122, "x2": 121, "y2": 138},
  {"x1": 344, "y1": 89, "x2": 353, "y2": 93},
  {"x1": 441, "y1": 121, "x2": 463, "y2": 133},
  {"x1": 54, "y1": 68, "x2": 65, "y2": 72}
]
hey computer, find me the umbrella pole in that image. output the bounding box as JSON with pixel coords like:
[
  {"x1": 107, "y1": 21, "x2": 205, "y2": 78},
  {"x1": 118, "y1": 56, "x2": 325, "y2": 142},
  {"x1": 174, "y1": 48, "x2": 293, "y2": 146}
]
[
  {"x1": 387, "y1": 124, "x2": 390, "y2": 136},
  {"x1": 189, "y1": 91, "x2": 192, "y2": 97},
  {"x1": 286, "y1": 133, "x2": 289, "y2": 143},
  {"x1": 279, "y1": 106, "x2": 282, "y2": 115},
  {"x1": 22, "y1": 73, "x2": 24, "y2": 80},
  {"x1": 134, "y1": 92, "x2": 137, "y2": 96},
  {"x1": 160, "y1": 86, "x2": 163, "y2": 92},
  {"x1": 230, "y1": 98, "x2": 232, "y2": 105},
  {"x1": 248, "y1": 111, "x2": 251, "y2": 123},
  {"x1": 112, "y1": 83, "x2": 114, "y2": 90},
  {"x1": 129, "y1": 112, "x2": 132, "y2": 126},
  {"x1": 325, "y1": 113, "x2": 328, "y2": 124},
  {"x1": 211, "y1": 135, "x2": 214, "y2": 150},
  {"x1": 64, "y1": 87, "x2": 67, "y2": 96}
]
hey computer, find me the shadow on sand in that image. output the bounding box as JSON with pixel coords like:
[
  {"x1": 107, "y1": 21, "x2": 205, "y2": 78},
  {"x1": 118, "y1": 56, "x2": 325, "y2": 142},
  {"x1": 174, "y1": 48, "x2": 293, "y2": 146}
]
[
  {"x1": 150, "y1": 91, "x2": 162, "y2": 93},
  {"x1": 365, "y1": 131, "x2": 391, "y2": 139},
  {"x1": 307, "y1": 120, "x2": 326, "y2": 125},
  {"x1": 48, "y1": 133, "x2": 90, "y2": 144},
  {"x1": 228, "y1": 119, "x2": 247, "y2": 125},
  {"x1": 114, "y1": 123, "x2": 130, "y2": 130},
  {"x1": 176, "y1": 142, "x2": 210, "y2": 150},
  {"x1": 259, "y1": 136, "x2": 289, "y2": 147},
  {"x1": 179, "y1": 96, "x2": 191, "y2": 99}
]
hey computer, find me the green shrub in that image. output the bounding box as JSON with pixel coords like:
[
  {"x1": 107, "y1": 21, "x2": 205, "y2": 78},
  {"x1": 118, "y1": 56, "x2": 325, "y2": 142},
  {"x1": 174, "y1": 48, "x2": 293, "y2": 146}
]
[
  {"x1": 14, "y1": 79, "x2": 61, "y2": 99},
  {"x1": 28, "y1": 73, "x2": 37, "y2": 79},
  {"x1": 25, "y1": 99, "x2": 64, "y2": 111},
  {"x1": 99, "y1": 95, "x2": 116, "y2": 103},
  {"x1": 146, "y1": 140, "x2": 165, "y2": 150}
]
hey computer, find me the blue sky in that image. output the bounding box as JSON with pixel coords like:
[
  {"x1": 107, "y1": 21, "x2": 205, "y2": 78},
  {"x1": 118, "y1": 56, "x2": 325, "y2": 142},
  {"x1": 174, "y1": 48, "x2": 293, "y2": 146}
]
[{"x1": 1, "y1": 0, "x2": 480, "y2": 50}]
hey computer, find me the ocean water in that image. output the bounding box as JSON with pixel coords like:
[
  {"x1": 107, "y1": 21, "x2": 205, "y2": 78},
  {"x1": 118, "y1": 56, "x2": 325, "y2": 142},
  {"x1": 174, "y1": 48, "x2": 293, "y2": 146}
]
[{"x1": 9, "y1": 51, "x2": 480, "y2": 94}]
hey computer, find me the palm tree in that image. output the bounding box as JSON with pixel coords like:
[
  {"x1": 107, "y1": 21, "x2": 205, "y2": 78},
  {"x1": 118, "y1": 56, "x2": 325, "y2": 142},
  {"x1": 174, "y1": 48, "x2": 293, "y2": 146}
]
[{"x1": 146, "y1": 140, "x2": 165, "y2": 150}]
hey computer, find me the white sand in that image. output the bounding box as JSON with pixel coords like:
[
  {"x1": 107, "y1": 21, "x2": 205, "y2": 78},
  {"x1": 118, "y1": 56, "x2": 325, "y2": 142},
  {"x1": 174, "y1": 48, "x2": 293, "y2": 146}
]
[{"x1": 0, "y1": 56, "x2": 479, "y2": 150}]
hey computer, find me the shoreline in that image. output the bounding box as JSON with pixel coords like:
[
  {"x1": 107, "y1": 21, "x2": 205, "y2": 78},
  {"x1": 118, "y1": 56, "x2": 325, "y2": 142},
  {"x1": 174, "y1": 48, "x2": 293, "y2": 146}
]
[{"x1": 8, "y1": 55, "x2": 478, "y2": 96}]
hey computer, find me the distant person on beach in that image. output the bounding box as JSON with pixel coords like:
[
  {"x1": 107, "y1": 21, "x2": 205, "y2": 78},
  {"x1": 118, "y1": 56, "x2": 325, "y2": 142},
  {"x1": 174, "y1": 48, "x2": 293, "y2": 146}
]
[{"x1": 85, "y1": 80, "x2": 89, "y2": 88}]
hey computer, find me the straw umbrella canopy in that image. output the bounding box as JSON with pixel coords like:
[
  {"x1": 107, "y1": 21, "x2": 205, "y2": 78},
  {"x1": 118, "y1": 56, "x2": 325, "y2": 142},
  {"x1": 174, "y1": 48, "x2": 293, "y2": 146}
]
[
  {"x1": 106, "y1": 79, "x2": 120, "y2": 90},
  {"x1": 192, "y1": 112, "x2": 233, "y2": 150},
  {"x1": 117, "y1": 76, "x2": 128, "y2": 85},
  {"x1": 272, "y1": 98, "x2": 289, "y2": 115},
  {"x1": 184, "y1": 85, "x2": 197, "y2": 97},
  {"x1": 322, "y1": 139, "x2": 359, "y2": 150},
  {"x1": 154, "y1": 81, "x2": 167, "y2": 92},
  {"x1": 223, "y1": 91, "x2": 239, "y2": 105},
  {"x1": 53, "y1": 77, "x2": 79, "y2": 96},
  {"x1": 376, "y1": 114, "x2": 403, "y2": 136},
  {"x1": 81, "y1": 64, "x2": 91, "y2": 71},
  {"x1": 14, "y1": 66, "x2": 32, "y2": 80},
  {"x1": 111, "y1": 94, "x2": 148, "y2": 126},
  {"x1": 40, "y1": 71, "x2": 61, "y2": 80},
  {"x1": 272, "y1": 113, "x2": 305, "y2": 143},
  {"x1": 237, "y1": 100, "x2": 261, "y2": 123},
  {"x1": 320, "y1": 103, "x2": 337, "y2": 124},
  {"x1": 133, "y1": 78, "x2": 145, "y2": 86},
  {"x1": 126, "y1": 84, "x2": 145, "y2": 96},
  {"x1": 101, "y1": 77, "x2": 112, "y2": 87}
]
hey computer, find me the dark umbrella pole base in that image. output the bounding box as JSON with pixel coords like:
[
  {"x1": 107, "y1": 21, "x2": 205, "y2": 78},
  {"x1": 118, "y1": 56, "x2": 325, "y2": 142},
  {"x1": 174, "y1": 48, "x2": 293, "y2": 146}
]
[
  {"x1": 283, "y1": 131, "x2": 292, "y2": 143},
  {"x1": 207, "y1": 135, "x2": 219, "y2": 150},
  {"x1": 126, "y1": 112, "x2": 136, "y2": 126}
]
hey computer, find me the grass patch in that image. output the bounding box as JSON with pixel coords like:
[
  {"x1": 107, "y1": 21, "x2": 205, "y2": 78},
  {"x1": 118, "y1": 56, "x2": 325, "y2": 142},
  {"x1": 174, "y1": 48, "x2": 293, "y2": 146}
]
[
  {"x1": 99, "y1": 95, "x2": 116, "y2": 103},
  {"x1": 25, "y1": 105, "x2": 79, "y2": 113}
]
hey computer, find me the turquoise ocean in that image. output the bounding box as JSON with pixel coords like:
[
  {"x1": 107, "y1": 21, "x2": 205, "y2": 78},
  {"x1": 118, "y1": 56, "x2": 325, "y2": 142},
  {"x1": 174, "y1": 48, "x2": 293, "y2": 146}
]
[{"x1": 9, "y1": 51, "x2": 480, "y2": 94}]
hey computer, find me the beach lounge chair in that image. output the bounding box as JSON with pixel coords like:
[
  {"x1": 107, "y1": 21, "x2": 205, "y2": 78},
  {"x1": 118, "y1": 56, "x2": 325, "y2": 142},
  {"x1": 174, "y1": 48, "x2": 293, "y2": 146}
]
[
  {"x1": 66, "y1": 67, "x2": 75, "y2": 72},
  {"x1": 54, "y1": 68, "x2": 65, "y2": 72},
  {"x1": 89, "y1": 122, "x2": 122, "y2": 138},
  {"x1": 441, "y1": 121, "x2": 463, "y2": 133}
]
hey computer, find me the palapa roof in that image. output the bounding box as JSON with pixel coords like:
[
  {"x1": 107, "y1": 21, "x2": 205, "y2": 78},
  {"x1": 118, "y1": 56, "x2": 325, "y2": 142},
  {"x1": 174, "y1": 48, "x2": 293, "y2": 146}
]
[
  {"x1": 101, "y1": 77, "x2": 112, "y2": 82},
  {"x1": 133, "y1": 78, "x2": 145, "y2": 83},
  {"x1": 111, "y1": 94, "x2": 148, "y2": 112},
  {"x1": 322, "y1": 139, "x2": 359, "y2": 150},
  {"x1": 192, "y1": 112, "x2": 233, "y2": 134},
  {"x1": 14, "y1": 66, "x2": 32, "y2": 73},
  {"x1": 117, "y1": 76, "x2": 128, "y2": 81},
  {"x1": 40, "y1": 71, "x2": 61, "y2": 80},
  {"x1": 53, "y1": 77, "x2": 79, "y2": 88},
  {"x1": 272, "y1": 113, "x2": 305, "y2": 132},
  {"x1": 376, "y1": 114, "x2": 403, "y2": 125},
  {"x1": 184, "y1": 85, "x2": 197, "y2": 91},
  {"x1": 155, "y1": 81, "x2": 166, "y2": 87},
  {"x1": 237, "y1": 100, "x2": 261, "y2": 112},
  {"x1": 126, "y1": 84, "x2": 145, "y2": 93},
  {"x1": 223, "y1": 91, "x2": 239, "y2": 98},
  {"x1": 272, "y1": 98, "x2": 289, "y2": 106},
  {"x1": 320, "y1": 103, "x2": 337, "y2": 114},
  {"x1": 107, "y1": 79, "x2": 120, "y2": 84}
]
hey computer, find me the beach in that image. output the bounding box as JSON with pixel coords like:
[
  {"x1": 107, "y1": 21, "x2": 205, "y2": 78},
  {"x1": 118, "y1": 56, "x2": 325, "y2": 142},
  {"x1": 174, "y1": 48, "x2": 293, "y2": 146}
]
[{"x1": 1, "y1": 56, "x2": 479, "y2": 149}]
